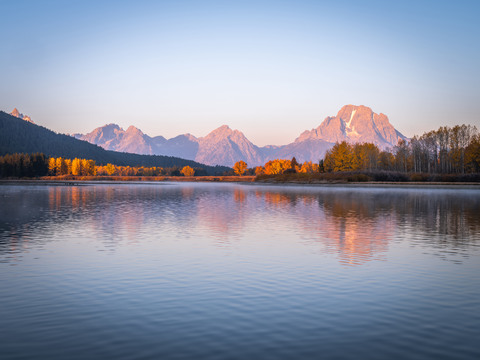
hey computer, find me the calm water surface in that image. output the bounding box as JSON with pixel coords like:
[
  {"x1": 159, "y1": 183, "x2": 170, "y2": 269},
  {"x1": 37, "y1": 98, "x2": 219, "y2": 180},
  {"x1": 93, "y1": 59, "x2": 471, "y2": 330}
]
[{"x1": 1, "y1": 183, "x2": 479, "y2": 359}]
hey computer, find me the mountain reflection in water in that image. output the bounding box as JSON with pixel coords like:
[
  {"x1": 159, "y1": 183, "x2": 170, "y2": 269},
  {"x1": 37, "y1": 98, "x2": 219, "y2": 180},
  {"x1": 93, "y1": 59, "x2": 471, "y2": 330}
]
[
  {"x1": 1, "y1": 183, "x2": 480, "y2": 360},
  {"x1": 1, "y1": 184, "x2": 479, "y2": 266}
]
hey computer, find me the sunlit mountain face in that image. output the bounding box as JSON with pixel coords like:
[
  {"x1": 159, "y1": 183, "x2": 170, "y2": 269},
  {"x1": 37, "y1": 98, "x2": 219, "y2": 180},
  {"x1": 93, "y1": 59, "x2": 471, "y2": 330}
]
[
  {"x1": 10, "y1": 108, "x2": 33, "y2": 123},
  {"x1": 75, "y1": 105, "x2": 406, "y2": 167},
  {"x1": 295, "y1": 105, "x2": 406, "y2": 149}
]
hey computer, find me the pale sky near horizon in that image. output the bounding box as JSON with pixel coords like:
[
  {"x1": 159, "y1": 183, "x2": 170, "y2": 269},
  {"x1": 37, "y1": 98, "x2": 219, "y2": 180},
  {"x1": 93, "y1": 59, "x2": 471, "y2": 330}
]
[{"x1": 1, "y1": 0, "x2": 479, "y2": 146}]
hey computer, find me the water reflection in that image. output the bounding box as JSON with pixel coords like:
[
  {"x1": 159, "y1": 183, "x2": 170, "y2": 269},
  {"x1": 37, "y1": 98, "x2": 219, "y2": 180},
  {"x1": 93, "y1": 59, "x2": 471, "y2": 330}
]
[
  {"x1": 255, "y1": 189, "x2": 395, "y2": 265},
  {"x1": 0, "y1": 184, "x2": 479, "y2": 266},
  {"x1": 2, "y1": 183, "x2": 480, "y2": 360}
]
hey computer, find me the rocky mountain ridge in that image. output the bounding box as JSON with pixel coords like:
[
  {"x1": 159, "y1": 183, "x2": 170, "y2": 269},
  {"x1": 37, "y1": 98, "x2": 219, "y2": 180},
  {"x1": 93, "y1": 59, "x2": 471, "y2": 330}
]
[
  {"x1": 74, "y1": 105, "x2": 406, "y2": 167},
  {"x1": 297, "y1": 105, "x2": 404, "y2": 148},
  {"x1": 10, "y1": 108, "x2": 34, "y2": 123}
]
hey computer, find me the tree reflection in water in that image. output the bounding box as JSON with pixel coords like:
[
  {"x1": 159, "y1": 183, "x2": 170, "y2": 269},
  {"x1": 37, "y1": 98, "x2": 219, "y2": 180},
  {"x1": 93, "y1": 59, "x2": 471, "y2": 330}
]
[{"x1": 0, "y1": 184, "x2": 479, "y2": 266}]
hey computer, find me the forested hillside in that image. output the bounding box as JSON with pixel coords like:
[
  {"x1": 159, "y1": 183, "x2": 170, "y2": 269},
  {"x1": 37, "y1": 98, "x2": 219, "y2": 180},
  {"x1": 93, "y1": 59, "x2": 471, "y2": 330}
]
[{"x1": 0, "y1": 111, "x2": 229, "y2": 174}]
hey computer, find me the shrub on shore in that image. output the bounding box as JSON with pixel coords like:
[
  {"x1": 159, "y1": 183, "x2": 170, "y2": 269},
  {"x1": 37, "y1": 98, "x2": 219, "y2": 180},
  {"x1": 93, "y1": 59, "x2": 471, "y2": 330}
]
[{"x1": 255, "y1": 171, "x2": 480, "y2": 183}]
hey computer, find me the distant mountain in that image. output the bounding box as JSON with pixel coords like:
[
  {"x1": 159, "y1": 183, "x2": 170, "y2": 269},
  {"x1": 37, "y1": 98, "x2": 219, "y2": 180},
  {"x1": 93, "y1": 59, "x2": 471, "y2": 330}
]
[
  {"x1": 156, "y1": 134, "x2": 199, "y2": 160},
  {"x1": 10, "y1": 108, "x2": 34, "y2": 123},
  {"x1": 297, "y1": 105, "x2": 406, "y2": 149},
  {"x1": 0, "y1": 111, "x2": 230, "y2": 174},
  {"x1": 271, "y1": 138, "x2": 334, "y2": 163},
  {"x1": 196, "y1": 125, "x2": 263, "y2": 167},
  {"x1": 76, "y1": 124, "x2": 161, "y2": 155},
  {"x1": 74, "y1": 104, "x2": 408, "y2": 167},
  {"x1": 77, "y1": 124, "x2": 263, "y2": 167}
]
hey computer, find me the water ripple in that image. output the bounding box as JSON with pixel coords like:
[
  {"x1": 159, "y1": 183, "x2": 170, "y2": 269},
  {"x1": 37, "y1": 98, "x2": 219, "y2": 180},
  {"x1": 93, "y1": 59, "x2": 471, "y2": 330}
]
[{"x1": 0, "y1": 183, "x2": 479, "y2": 359}]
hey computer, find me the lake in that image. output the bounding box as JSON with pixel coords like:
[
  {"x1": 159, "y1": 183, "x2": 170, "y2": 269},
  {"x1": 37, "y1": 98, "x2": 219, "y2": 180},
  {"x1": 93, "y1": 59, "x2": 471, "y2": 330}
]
[{"x1": 1, "y1": 183, "x2": 479, "y2": 359}]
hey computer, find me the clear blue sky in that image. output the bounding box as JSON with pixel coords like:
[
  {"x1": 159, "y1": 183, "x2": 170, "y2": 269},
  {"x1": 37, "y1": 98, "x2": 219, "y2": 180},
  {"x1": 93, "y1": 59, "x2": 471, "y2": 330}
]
[{"x1": 1, "y1": 0, "x2": 479, "y2": 146}]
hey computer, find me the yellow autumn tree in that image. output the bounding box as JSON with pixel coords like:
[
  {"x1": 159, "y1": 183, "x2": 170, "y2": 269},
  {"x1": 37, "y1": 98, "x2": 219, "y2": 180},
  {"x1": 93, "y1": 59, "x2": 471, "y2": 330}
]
[
  {"x1": 55, "y1": 157, "x2": 69, "y2": 175},
  {"x1": 233, "y1": 161, "x2": 247, "y2": 176},
  {"x1": 83, "y1": 159, "x2": 96, "y2": 175},
  {"x1": 465, "y1": 134, "x2": 480, "y2": 172},
  {"x1": 255, "y1": 166, "x2": 265, "y2": 176},
  {"x1": 279, "y1": 159, "x2": 292, "y2": 173},
  {"x1": 264, "y1": 160, "x2": 281, "y2": 175},
  {"x1": 324, "y1": 141, "x2": 356, "y2": 172},
  {"x1": 298, "y1": 161, "x2": 319, "y2": 173},
  {"x1": 352, "y1": 143, "x2": 380, "y2": 171},
  {"x1": 181, "y1": 166, "x2": 195, "y2": 177},
  {"x1": 48, "y1": 157, "x2": 57, "y2": 175},
  {"x1": 379, "y1": 151, "x2": 395, "y2": 171},
  {"x1": 65, "y1": 159, "x2": 72, "y2": 174},
  {"x1": 55, "y1": 157, "x2": 62, "y2": 174},
  {"x1": 264, "y1": 159, "x2": 291, "y2": 175},
  {"x1": 71, "y1": 158, "x2": 82, "y2": 176},
  {"x1": 105, "y1": 163, "x2": 116, "y2": 176}
]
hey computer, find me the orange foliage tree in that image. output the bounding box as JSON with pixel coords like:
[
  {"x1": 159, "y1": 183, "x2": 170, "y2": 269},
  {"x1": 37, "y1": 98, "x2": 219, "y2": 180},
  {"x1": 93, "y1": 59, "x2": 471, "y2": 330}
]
[
  {"x1": 181, "y1": 166, "x2": 195, "y2": 177},
  {"x1": 233, "y1": 161, "x2": 248, "y2": 176},
  {"x1": 255, "y1": 166, "x2": 265, "y2": 176},
  {"x1": 298, "y1": 161, "x2": 319, "y2": 173},
  {"x1": 264, "y1": 159, "x2": 291, "y2": 175}
]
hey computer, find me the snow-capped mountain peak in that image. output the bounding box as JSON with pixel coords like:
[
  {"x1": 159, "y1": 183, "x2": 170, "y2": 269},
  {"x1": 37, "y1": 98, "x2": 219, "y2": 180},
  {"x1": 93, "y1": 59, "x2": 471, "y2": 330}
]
[{"x1": 75, "y1": 105, "x2": 406, "y2": 166}]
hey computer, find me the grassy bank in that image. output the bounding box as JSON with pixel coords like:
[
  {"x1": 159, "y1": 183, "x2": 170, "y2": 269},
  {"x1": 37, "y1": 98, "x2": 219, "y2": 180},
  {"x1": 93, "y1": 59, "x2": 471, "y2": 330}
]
[
  {"x1": 255, "y1": 171, "x2": 480, "y2": 184},
  {"x1": 0, "y1": 175, "x2": 256, "y2": 182},
  {"x1": 2, "y1": 172, "x2": 479, "y2": 185}
]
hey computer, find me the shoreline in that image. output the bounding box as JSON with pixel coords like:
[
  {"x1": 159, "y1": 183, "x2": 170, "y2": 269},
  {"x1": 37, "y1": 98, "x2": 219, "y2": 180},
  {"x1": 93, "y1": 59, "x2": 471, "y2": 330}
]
[
  {"x1": 0, "y1": 176, "x2": 254, "y2": 186},
  {"x1": 1, "y1": 178, "x2": 480, "y2": 189},
  {"x1": 250, "y1": 181, "x2": 480, "y2": 189}
]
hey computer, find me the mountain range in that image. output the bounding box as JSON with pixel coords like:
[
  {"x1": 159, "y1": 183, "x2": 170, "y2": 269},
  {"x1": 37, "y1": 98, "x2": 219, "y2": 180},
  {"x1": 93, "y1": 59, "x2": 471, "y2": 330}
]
[
  {"x1": 74, "y1": 105, "x2": 406, "y2": 167},
  {"x1": 0, "y1": 111, "x2": 230, "y2": 175}
]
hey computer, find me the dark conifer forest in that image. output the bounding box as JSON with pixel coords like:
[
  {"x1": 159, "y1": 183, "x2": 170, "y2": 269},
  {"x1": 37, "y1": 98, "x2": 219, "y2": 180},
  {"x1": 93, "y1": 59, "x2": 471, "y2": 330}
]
[{"x1": 0, "y1": 111, "x2": 230, "y2": 175}]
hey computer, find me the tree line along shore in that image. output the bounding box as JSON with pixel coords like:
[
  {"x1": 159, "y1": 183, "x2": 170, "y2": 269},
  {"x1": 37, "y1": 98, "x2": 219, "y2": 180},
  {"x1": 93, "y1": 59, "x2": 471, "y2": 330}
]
[{"x1": 1, "y1": 124, "x2": 479, "y2": 183}]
